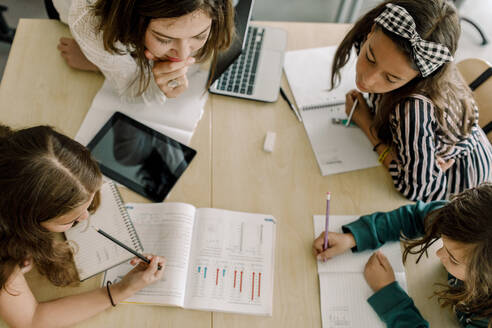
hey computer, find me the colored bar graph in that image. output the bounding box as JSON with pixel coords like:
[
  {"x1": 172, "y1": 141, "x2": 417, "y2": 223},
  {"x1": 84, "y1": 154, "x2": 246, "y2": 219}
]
[
  {"x1": 234, "y1": 270, "x2": 237, "y2": 288},
  {"x1": 216, "y1": 268, "x2": 219, "y2": 285},
  {"x1": 223, "y1": 269, "x2": 226, "y2": 277},
  {"x1": 258, "y1": 272, "x2": 261, "y2": 297},
  {"x1": 240, "y1": 271, "x2": 243, "y2": 292},
  {"x1": 198, "y1": 266, "x2": 201, "y2": 273},
  {"x1": 251, "y1": 272, "x2": 255, "y2": 301},
  {"x1": 204, "y1": 267, "x2": 207, "y2": 279}
]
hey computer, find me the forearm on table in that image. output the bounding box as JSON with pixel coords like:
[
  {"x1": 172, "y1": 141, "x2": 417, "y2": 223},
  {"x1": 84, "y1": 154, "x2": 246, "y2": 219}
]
[
  {"x1": 361, "y1": 124, "x2": 395, "y2": 168},
  {"x1": 32, "y1": 282, "x2": 133, "y2": 328}
]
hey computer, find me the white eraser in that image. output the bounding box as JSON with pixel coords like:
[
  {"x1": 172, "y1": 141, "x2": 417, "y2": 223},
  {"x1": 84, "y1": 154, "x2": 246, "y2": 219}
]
[{"x1": 263, "y1": 131, "x2": 276, "y2": 153}]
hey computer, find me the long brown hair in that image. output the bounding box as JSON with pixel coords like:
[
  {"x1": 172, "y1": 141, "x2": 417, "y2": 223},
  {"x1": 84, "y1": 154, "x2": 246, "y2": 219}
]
[
  {"x1": 403, "y1": 184, "x2": 492, "y2": 325},
  {"x1": 331, "y1": 0, "x2": 475, "y2": 143},
  {"x1": 92, "y1": 0, "x2": 235, "y2": 94},
  {"x1": 0, "y1": 125, "x2": 102, "y2": 290}
]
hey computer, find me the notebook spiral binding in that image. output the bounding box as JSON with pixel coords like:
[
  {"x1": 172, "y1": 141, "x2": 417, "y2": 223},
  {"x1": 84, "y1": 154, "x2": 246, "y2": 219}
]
[
  {"x1": 108, "y1": 182, "x2": 144, "y2": 253},
  {"x1": 302, "y1": 101, "x2": 345, "y2": 111}
]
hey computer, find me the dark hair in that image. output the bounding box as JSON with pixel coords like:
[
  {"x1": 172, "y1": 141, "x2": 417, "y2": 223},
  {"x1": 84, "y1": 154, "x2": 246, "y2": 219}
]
[
  {"x1": 331, "y1": 0, "x2": 475, "y2": 143},
  {"x1": 403, "y1": 184, "x2": 492, "y2": 325},
  {"x1": 0, "y1": 125, "x2": 102, "y2": 290},
  {"x1": 92, "y1": 0, "x2": 235, "y2": 94}
]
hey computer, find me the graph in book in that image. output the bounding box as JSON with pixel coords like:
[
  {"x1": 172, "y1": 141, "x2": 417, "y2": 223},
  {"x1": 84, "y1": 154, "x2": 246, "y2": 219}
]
[
  {"x1": 191, "y1": 261, "x2": 264, "y2": 304},
  {"x1": 225, "y1": 221, "x2": 265, "y2": 257},
  {"x1": 195, "y1": 220, "x2": 266, "y2": 258}
]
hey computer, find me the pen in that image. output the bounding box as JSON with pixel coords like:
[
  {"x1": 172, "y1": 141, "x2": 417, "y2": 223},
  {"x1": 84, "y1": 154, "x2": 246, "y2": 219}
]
[
  {"x1": 279, "y1": 87, "x2": 302, "y2": 122},
  {"x1": 91, "y1": 226, "x2": 162, "y2": 270},
  {"x1": 345, "y1": 99, "x2": 359, "y2": 127},
  {"x1": 323, "y1": 192, "x2": 331, "y2": 250}
]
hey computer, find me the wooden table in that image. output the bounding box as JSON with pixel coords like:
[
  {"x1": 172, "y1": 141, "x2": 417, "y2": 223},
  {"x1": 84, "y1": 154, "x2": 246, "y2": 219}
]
[{"x1": 0, "y1": 19, "x2": 458, "y2": 328}]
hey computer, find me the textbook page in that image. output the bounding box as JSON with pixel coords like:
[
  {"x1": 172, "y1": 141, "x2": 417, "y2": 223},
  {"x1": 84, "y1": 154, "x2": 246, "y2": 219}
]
[
  {"x1": 75, "y1": 65, "x2": 208, "y2": 146},
  {"x1": 64, "y1": 181, "x2": 140, "y2": 281},
  {"x1": 103, "y1": 202, "x2": 197, "y2": 307},
  {"x1": 284, "y1": 46, "x2": 378, "y2": 176},
  {"x1": 313, "y1": 215, "x2": 407, "y2": 328},
  {"x1": 183, "y1": 208, "x2": 276, "y2": 316}
]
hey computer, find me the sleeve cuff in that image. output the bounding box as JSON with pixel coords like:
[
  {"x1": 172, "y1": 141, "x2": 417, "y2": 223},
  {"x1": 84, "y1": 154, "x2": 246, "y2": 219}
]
[
  {"x1": 367, "y1": 281, "x2": 409, "y2": 315},
  {"x1": 342, "y1": 219, "x2": 375, "y2": 252}
]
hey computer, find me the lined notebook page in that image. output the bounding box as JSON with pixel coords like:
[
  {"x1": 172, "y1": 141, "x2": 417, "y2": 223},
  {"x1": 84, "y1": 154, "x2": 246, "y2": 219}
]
[
  {"x1": 65, "y1": 181, "x2": 142, "y2": 280},
  {"x1": 313, "y1": 215, "x2": 407, "y2": 328}
]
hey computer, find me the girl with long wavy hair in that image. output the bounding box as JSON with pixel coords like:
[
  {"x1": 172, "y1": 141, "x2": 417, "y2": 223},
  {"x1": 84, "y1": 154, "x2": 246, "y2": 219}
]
[
  {"x1": 313, "y1": 183, "x2": 492, "y2": 327},
  {"x1": 0, "y1": 125, "x2": 165, "y2": 327},
  {"x1": 331, "y1": 0, "x2": 492, "y2": 201},
  {"x1": 56, "y1": 0, "x2": 234, "y2": 103}
]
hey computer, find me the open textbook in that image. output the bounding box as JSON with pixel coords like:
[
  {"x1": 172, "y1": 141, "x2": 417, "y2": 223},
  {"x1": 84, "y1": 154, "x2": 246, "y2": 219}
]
[
  {"x1": 284, "y1": 46, "x2": 378, "y2": 176},
  {"x1": 75, "y1": 65, "x2": 209, "y2": 147},
  {"x1": 313, "y1": 215, "x2": 407, "y2": 328},
  {"x1": 103, "y1": 203, "x2": 277, "y2": 316},
  {"x1": 64, "y1": 181, "x2": 142, "y2": 281}
]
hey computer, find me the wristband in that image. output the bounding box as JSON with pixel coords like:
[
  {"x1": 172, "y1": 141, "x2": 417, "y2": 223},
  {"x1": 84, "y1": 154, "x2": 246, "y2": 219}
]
[
  {"x1": 106, "y1": 281, "x2": 116, "y2": 307},
  {"x1": 378, "y1": 147, "x2": 392, "y2": 164},
  {"x1": 372, "y1": 142, "x2": 383, "y2": 152}
]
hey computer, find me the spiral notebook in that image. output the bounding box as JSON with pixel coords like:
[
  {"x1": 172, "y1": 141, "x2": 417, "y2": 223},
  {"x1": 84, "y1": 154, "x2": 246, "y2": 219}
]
[
  {"x1": 283, "y1": 46, "x2": 378, "y2": 176},
  {"x1": 64, "y1": 181, "x2": 143, "y2": 281}
]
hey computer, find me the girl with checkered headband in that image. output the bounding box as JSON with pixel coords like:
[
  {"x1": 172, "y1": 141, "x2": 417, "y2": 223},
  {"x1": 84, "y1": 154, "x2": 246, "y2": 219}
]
[{"x1": 331, "y1": 0, "x2": 492, "y2": 202}]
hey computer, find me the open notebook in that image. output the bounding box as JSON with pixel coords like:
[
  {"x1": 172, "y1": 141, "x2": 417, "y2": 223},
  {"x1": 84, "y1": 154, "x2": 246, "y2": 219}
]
[
  {"x1": 284, "y1": 46, "x2": 379, "y2": 176},
  {"x1": 64, "y1": 181, "x2": 142, "y2": 281},
  {"x1": 103, "y1": 202, "x2": 276, "y2": 316},
  {"x1": 313, "y1": 215, "x2": 407, "y2": 328}
]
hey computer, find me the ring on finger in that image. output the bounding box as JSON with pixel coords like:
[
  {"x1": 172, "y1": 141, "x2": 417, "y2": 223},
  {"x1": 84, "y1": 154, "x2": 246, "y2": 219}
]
[{"x1": 167, "y1": 79, "x2": 180, "y2": 89}]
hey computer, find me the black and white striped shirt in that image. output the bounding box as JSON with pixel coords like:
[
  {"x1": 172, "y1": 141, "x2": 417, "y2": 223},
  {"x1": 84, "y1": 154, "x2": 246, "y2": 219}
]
[{"x1": 369, "y1": 93, "x2": 492, "y2": 201}]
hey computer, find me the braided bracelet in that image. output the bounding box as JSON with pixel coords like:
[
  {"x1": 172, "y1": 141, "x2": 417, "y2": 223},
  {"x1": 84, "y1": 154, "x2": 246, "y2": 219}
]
[
  {"x1": 106, "y1": 281, "x2": 116, "y2": 307},
  {"x1": 378, "y1": 147, "x2": 392, "y2": 164}
]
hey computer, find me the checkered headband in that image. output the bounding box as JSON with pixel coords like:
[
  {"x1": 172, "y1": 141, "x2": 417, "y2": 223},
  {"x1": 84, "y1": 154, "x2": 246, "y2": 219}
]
[{"x1": 374, "y1": 3, "x2": 453, "y2": 77}]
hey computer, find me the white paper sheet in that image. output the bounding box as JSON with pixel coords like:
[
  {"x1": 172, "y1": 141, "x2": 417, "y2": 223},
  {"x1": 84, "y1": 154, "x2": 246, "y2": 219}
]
[
  {"x1": 313, "y1": 215, "x2": 407, "y2": 328},
  {"x1": 75, "y1": 65, "x2": 209, "y2": 146},
  {"x1": 284, "y1": 46, "x2": 379, "y2": 176}
]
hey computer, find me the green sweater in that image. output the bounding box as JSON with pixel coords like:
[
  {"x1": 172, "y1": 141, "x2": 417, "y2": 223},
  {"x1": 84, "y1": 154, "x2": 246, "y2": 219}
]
[{"x1": 342, "y1": 201, "x2": 489, "y2": 328}]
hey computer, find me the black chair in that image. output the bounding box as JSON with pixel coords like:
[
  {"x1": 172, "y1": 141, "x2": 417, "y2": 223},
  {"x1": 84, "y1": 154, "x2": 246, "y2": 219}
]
[
  {"x1": 0, "y1": 5, "x2": 15, "y2": 44},
  {"x1": 44, "y1": 0, "x2": 60, "y2": 20},
  {"x1": 453, "y1": 0, "x2": 488, "y2": 46}
]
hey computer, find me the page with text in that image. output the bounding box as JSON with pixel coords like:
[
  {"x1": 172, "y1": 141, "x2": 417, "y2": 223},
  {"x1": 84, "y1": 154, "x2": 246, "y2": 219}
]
[
  {"x1": 183, "y1": 208, "x2": 276, "y2": 316},
  {"x1": 103, "y1": 202, "x2": 196, "y2": 307}
]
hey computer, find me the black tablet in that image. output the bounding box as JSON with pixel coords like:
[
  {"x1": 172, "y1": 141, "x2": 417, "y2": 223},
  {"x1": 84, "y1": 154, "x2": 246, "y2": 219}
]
[{"x1": 87, "y1": 112, "x2": 197, "y2": 202}]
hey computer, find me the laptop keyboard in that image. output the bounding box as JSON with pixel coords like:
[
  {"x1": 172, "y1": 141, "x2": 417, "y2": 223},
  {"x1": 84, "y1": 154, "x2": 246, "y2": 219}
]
[{"x1": 216, "y1": 26, "x2": 265, "y2": 95}]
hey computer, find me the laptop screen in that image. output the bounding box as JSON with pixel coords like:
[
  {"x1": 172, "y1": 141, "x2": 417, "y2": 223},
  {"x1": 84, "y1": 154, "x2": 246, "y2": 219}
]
[{"x1": 208, "y1": 0, "x2": 254, "y2": 85}]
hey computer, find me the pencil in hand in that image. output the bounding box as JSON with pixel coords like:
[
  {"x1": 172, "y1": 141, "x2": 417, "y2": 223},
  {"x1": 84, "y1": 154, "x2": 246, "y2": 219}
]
[{"x1": 91, "y1": 226, "x2": 162, "y2": 270}]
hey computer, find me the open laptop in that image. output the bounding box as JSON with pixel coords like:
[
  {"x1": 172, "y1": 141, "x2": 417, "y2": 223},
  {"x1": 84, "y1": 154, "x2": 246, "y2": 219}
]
[{"x1": 208, "y1": 0, "x2": 287, "y2": 102}]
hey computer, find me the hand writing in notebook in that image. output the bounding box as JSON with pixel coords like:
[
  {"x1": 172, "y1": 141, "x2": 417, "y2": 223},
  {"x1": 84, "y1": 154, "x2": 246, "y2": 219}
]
[
  {"x1": 120, "y1": 255, "x2": 167, "y2": 292},
  {"x1": 312, "y1": 231, "x2": 356, "y2": 262}
]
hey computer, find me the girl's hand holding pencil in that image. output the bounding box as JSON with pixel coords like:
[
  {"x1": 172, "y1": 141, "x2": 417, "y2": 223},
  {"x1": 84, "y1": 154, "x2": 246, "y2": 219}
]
[
  {"x1": 120, "y1": 255, "x2": 167, "y2": 293},
  {"x1": 344, "y1": 90, "x2": 372, "y2": 130},
  {"x1": 312, "y1": 231, "x2": 356, "y2": 262}
]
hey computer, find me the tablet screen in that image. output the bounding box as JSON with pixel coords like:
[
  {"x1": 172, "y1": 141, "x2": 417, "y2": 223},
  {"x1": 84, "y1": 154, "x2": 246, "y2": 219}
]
[{"x1": 87, "y1": 112, "x2": 196, "y2": 202}]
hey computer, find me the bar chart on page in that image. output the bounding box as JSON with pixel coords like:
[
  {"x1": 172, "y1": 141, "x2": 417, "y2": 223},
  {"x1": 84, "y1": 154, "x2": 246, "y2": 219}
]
[
  {"x1": 186, "y1": 215, "x2": 274, "y2": 307},
  {"x1": 191, "y1": 260, "x2": 264, "y2": 304}
]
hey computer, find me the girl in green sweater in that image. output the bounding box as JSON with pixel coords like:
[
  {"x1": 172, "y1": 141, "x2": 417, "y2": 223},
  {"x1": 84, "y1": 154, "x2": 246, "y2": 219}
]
[{"x1": 313, "y1": 184, "x2": 492, "y2": 327}]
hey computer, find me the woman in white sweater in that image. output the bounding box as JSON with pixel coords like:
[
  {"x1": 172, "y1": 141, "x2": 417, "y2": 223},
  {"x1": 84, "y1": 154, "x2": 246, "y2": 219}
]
[{"x1": 55, "y1": 0, "x2": 234, "y2": 104}]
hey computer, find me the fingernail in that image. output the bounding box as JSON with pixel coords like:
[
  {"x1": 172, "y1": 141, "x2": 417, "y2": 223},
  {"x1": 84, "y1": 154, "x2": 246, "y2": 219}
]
[{"x1": 187, "y1": 57, "x2": 195, "y2": 64}]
